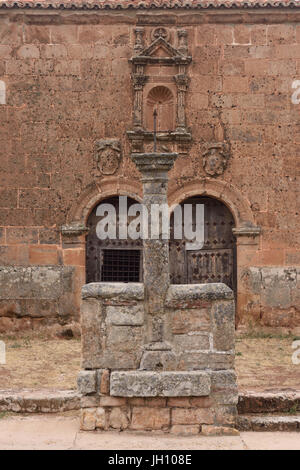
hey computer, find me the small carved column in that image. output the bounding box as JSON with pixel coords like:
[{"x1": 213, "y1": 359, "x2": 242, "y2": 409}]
[
  {"x1": 174, "y1": 72, "x2": 189, "y2": 132},
  {"x1": 132, "y1": 71, "x2": 148, "y2": 130},
  {"x1": 131, "y1": 152, "x2": 178, "y2": 348}
]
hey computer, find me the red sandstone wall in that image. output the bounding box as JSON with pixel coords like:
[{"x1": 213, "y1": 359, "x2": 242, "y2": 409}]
[{"x1": 0, "y1": 10, "x2": 299, "y2": 328}]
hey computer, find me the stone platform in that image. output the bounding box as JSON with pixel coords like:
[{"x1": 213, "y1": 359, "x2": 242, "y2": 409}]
[{"x1": 78, "y1": 282, "x2": 238, "y2": 434}]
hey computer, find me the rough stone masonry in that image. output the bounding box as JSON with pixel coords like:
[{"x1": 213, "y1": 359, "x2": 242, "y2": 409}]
[
  {"x1": 77, "y1": 149, "x2": 238, "y2": 435},
  {"x1": 0, "y1": 1, "x2": 300, "y2": 332}
]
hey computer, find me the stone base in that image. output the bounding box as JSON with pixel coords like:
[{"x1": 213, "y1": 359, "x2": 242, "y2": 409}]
[{"x1": 80, "y1": 396, "x2": 238, "y2": 435}]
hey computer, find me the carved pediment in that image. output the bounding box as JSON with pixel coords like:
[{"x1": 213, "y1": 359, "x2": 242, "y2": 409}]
[
  {"x1": 138, "y1": 36, "x2": 184, "y2": 59},
  {"x1": 131, "y1": 30, "x2": 191, "y2": 65}
]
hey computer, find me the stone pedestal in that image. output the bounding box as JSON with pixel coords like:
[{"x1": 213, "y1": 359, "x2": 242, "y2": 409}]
[{"x1": 78, "y1": 151, "x2": 238, "y2": 436}]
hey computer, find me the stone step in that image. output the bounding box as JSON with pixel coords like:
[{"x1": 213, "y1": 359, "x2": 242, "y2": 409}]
[
  {"x1": 238, "y1": 391, "x2": 300, "y2": 414},
  {"x1": 238, "y1": 414, "x2": 300, "y2": 432},
  {"x1": 0, "y1": 389, "x2": 80, "y2": 413}
]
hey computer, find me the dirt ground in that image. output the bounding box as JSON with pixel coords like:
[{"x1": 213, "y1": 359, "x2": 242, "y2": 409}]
[{"x1": 0, "y1": 331, "x2": 299, "y2": 391}]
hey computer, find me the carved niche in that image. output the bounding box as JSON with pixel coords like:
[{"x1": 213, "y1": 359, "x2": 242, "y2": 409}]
[
  {"x1": 127, "y1": 27, "x2": 192, "y2": 154},
  {"x1": 202, "y1": 143, "x2": 230, "y2": 177},
  {"x1": 94, "y1": 139, "x2": 122, "y2": 176}
]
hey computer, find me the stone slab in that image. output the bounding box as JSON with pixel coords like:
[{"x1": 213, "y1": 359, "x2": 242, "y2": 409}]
[
  {"x1": 110, "y1": 371, "x2": 211, "y2": 397},
  {"x1": 82, "y1": 282, "x2": 144, "y2": 301}
]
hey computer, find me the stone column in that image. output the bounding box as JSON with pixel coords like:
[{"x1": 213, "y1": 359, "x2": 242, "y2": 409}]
[
  {"x1": 174, "y1": 71, "x2": 189, "y2": 132},
  {"x1": 130, "y1": 152, "x2": 178, "y2": 350}
]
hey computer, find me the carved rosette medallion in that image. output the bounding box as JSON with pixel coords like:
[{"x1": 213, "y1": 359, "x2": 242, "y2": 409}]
[
  {"x1": 94, "y1": 139, "x2": 121, "y2": 176},
  {"x1": 202, "y1": 143, "x2": 230, "y2": 177},
  {"x1": 151, "y1": 27, "x2": 170, "y2": 42}
]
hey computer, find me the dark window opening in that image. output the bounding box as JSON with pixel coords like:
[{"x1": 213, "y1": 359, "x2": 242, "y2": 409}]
[{"x1": 101, "y1": 249, "x2": 141, "y2": 283}]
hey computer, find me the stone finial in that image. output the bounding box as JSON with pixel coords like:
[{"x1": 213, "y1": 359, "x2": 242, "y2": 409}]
[
  {"x1": 134, "y1": 27, "x2": 145, "y2": 53},
  {"x1": 177, "y1": 29, "x2": 188, "y2": 55}
]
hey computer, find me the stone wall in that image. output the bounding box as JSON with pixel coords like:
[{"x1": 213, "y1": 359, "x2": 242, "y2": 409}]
[
  {"x1": 239, "y1": 267, "x2": 300, "y2": 328},
  {"x1": 78, "y1": 282, "x2": 238, "y2": 434},
  {"x1": 0, "y1": 8, "x2": 299, "y2": 328},
  {"x1": 0, "y1": 265, "x2": 79, "y2": 331}
]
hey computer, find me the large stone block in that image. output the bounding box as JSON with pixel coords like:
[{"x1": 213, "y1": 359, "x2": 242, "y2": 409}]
[
  {"x1": 165, "y1": 284, "x2": 234, "y2": 308},
  {"x1": 212, "y1": 300, "x2": 235, "y2": 351},
  {"x1": 131, "y1": 407, "x2": 170, "y2": 430},
  {"x1": 77, "y1": 370, "x2": 97, "y2": 395},
  {"x1": 81, "y1": 298, "x2": 103, "y2": 369},
  {"x1": 110, "y1": 371, "x2": 211, "y2": 397},
  {"x1": 173, "y1": 333, "x2": 210, "y2": 351},
  {"x1": 106, "y1": 304, "x2": 144, "y2": 326}
]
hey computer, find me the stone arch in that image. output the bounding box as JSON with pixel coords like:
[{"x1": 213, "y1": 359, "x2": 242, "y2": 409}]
[
  {"x1": 168, "y1": 178, "x2": 256, "y2": 230},
  {"x1": 67, "y1": 179, "x2": 143, "y2": 226}
]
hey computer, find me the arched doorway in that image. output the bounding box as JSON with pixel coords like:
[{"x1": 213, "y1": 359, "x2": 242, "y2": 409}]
[
  {"x1": 86, "y1": 196, "x2": 143, "y2": 283},
  {"x1": 169, "y1": 196, "x2": 237, "y2": 293}
]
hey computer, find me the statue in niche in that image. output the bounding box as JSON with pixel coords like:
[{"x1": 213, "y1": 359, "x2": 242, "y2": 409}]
[{"x1": 145, "y1": 86, "x2": 175, "y2": 132}]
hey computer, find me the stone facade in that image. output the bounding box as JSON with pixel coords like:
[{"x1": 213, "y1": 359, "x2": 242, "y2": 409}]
[
  {"x1": 0, "y1": 4, "x2": 300, "y2": 329},
  {"x1": 78, "y1": 282, "x2": 238, "y2": 434}
]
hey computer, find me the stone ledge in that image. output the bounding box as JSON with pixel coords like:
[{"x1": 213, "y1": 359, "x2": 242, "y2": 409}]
[
  {"x1": 0, "y1": 389, "x2": 80, "y2": 413},
  {"x1": 110, "y1": 371, "x2": 211, "y2": 397},
  {"x1": 82, "y1": 282, "x2": 144, "y2": 301},
  {"x1": 165, "y1": 283, "x2": 234, "y2": 307}
]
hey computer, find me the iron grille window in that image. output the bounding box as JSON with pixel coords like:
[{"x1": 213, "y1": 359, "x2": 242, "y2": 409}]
[{"x1": 101, "y1": 249, "x2": 141, "y2": 282}]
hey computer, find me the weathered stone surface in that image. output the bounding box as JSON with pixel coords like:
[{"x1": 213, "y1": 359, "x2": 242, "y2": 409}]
[
  {"x1": 80, "y1": 408, "x2": 96, "y2": 431},
  {"x1": 173, "y1": 333, "x2": 210, "y2": 351},
  {"x1": 238, "y1": 390, "x2": 300, "y2": 414},
  {"x1": 82, "y1": 283, "x2": 144, "y2": 301},
  {"x1": 77, "y1": 370, "x2": 97, "y2": 395},
  {"x1": 97, "y1": 369, "x2": 110, "y2": 395},
  {"x1": 212, "y1": 300, "x2": 235, "y2": 351},
  {"x1": 95, "y1": 407, "x2": 106, "y2": 429},
  {"x1": 140, "y1": 350, "x2": 178, "y2": 370},
  {"x1": 81, "y1": 298, "x2": 103, "y2": 369},
  {"x1": 0, "y1": 390, "x2": 80, "y2": 413},
  {"x1": 131, "y1": 407, "x2": 170, "y2": 430},
  {"x1": 109, "y1": 407, "x2": 129, "y2": 430},
  {"x1": 106, "y1": 304, "x2": 144, "y2": 326},
  {"x1": 172, "y1": 408, "x2": 214, "y2": 425},
  {"x1": 237, "y1": 415, "x2": 300, "y2": 432},
  {"x1": 166, "y1": 284, "x2": 234, "y2": 308},
  {"x1": 170, "y1": 425, "x2": 200, "y2": 435},
  {"x1": 110, "y1": 371, "x2": 211, "y2": 397}
]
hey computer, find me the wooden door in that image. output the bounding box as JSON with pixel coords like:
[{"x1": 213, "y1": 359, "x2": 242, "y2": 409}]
[{"x1": 169, "y1": 196, "x2": 236, "y2": 292}]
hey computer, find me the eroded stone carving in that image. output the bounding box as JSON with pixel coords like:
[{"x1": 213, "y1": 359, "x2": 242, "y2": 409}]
[
  {"x1": 94, "y1": 139, "x2": 121, "y2": 176},
  {"x1": 151, "y1": 27, "x2": 170, "y2": 42},
  {"x1": 202, "y1": 142, "x2": 230, "y2": 177}
]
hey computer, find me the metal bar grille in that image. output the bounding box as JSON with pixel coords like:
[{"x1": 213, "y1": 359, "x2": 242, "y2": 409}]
[{"x1": 101, "y1": 249, "x2": 141, "y2": 282}]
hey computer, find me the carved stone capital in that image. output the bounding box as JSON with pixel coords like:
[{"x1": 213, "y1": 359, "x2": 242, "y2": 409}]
[
  {"x1": 131, "y1": 152, "x2": 178, "y2": 175},
  {"x1": 174, "y1": 74, "x2": 189, "y2": 91},
  {"x1": 132, "y1": 73, "x2": 148, "y2": 90}
]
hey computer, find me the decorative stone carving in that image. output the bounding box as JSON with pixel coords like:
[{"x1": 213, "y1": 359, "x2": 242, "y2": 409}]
[
  {"x1": 202, "y1": 142, "x2": 230, "y2": 177},
  {"x1": 134, "y1": 27, "x2": 144, "y2": 53},
  {"x1": 128, "y1": 27, "x2": 192, "y2": 152},
  {"x1": 151, "y1": 27, "x2": 170, "y2": 42},
  {"x1": 94, "y1": 139, "x2": 121, "y2": 176},
  {"x1": 177, "y1": 29, "x2": 188, "y2": 55}
]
